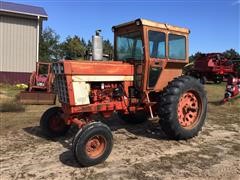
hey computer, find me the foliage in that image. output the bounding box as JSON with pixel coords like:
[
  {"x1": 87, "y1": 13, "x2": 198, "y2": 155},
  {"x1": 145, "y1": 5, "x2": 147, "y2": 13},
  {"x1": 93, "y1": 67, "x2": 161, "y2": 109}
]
[
  {"x1": 189, "y1": 52, "x2": 203, "y2": 62},
  {"x1": 222, "y1": 49, "x2": 240, "y2": 60},
  {"x1": 86, "y1": 40, "x2": 92, "y2": 51},
  {"x1": 39, "y1": 26, "x2": 237, "y2": 62},
  {"x1": 39, "y1": 27, "x2": 114, "y2": 61},
  {"x1": 189, "y1": 49, "x2": 240, "y2": 63},
  {"x1": 39, "y1": 27, "x2": 61, "y2": 62},
  {"x1": 103, "y1": 40, "x2": 114, "y2": 56},
  {"x1": 61, "y1": 35, "x2": 86, "y2": 60}
]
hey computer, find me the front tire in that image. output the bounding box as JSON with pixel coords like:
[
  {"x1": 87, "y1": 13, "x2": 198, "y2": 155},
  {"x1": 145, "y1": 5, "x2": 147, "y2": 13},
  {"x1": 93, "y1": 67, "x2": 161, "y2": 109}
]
[
  {"x1": 158, "y1": 76, "x2": 207, "y2": 140},
  {"x1": 72, "y1": 122, "x2": 113, "y2": 167},
  {"x1": 40, "y1": 107, "x2": 70, "y2": 138}
]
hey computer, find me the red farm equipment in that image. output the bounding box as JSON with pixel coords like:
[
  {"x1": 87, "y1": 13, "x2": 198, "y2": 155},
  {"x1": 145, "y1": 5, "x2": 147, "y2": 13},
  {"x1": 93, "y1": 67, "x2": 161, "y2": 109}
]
[
  {"x1": 39, "y1": 19, "x2": 208, "y2": 167},
  {"x1": 19, "y1": 62, "x2": 56, "y2": 105},
  {"x1": 221, "y1": 76, "x2": 240, "y2": 103},
  {"x1": 186, "y1": 53, "x2": 236, "y2": 84}
]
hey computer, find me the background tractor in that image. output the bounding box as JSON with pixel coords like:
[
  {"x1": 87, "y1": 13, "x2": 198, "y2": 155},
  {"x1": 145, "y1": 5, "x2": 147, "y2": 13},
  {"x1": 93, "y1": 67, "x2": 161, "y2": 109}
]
[
  {"x1": 19, "y1": 62, "x2": 56, "y2": 104},
  {"x1": 40, "y1": 19, "x2": 207, "y2": 167}
]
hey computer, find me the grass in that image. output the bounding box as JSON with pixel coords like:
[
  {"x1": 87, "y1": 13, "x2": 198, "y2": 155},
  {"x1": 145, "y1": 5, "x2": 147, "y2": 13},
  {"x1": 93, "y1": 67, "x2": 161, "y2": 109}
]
[
  {"x1": 0, "y1": 83, "x2": 239, "y2": 134},
  {"x1": 0, "y1": 83, "x2": 22, "y2": 98},
  {"x1": 0, "y1": 84, "x2": 25, "y2": 112},
  {"x1": 0, "y1": 100, "x2": 25, "y2": 112},
  {"x1": 206, "y1": 82, "x2": 240, "y2": 108}
]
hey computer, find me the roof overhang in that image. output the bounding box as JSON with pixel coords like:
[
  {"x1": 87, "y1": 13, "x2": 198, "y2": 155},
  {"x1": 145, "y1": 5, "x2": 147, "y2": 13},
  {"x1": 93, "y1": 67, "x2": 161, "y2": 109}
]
[
  {"x1": 0, "y1": 1, "x2": 48, "y2": 20},
  {"x1": 112, "y1": 18, "x2": 190, "y2": 34},
  {"x1": 0, "y1": 10, "x2": 48, "y2": 20}
]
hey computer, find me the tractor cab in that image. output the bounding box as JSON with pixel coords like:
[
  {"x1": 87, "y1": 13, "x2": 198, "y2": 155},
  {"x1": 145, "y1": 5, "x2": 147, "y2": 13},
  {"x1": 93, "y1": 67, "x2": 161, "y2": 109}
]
[{"x1": 112, "y1": 19, "x2": 190, "y2": 92}]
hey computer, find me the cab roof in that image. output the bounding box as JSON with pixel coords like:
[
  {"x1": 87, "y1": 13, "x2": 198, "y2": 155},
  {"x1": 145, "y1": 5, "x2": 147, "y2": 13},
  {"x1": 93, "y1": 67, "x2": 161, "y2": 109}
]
[{"x1": 112, "y1": 18, "x2": 190, "y2": 34}]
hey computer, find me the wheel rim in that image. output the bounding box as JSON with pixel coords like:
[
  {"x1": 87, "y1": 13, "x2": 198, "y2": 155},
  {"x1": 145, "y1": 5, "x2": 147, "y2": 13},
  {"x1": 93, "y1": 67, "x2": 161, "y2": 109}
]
[
  {"x1": 49, "y1": 113, "x2": 65, "y2": 132},
  {"x1": 177, "y1": 91, "x2": 202, "y2": 129},
  {"x1": 85, "y1": 135, "x2": 106, "y2": 159}
]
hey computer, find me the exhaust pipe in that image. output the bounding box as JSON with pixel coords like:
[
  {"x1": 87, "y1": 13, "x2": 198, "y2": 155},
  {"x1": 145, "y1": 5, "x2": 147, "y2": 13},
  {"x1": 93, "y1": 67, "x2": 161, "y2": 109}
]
[{"x1": 92, "y1": 30, "x2": 103, "y2": 60}]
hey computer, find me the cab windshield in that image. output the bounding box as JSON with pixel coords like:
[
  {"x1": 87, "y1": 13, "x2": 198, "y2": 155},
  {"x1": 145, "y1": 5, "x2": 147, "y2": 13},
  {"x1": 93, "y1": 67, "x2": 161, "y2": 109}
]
[{"x1": 116, "y1": 31, "x2": 143, "y2": 61}]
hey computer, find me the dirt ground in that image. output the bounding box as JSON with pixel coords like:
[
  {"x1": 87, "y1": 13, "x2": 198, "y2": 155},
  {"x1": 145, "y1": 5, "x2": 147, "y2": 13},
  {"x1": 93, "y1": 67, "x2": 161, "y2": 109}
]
[{"x1": 0, "y1": 84, "x2": 239, "y2": 180}]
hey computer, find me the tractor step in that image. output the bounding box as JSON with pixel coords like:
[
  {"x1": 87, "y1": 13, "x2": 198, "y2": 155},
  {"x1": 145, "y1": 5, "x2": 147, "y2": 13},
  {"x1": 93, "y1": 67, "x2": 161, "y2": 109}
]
[{"x1": 19, "y1": 91, "x2": 56, "y2": 105}]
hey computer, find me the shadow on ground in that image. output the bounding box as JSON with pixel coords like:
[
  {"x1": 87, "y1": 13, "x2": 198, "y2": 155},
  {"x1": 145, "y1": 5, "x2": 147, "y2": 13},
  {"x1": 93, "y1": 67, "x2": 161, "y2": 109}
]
[{"x1": 23, "y1": 113, "x2": 168, "y2": 168}]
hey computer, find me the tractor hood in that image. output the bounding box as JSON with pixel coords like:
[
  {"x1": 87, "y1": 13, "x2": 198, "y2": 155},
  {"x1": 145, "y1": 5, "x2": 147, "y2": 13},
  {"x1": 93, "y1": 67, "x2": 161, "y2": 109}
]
[{"x1": 53, "y1": 60, "x2": 134, "y2": 82}]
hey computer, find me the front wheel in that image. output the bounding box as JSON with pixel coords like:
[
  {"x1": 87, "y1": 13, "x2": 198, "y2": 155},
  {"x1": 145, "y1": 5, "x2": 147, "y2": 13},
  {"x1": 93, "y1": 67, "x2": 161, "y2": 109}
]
[
  {"x1": 158, "y1": 76, "x2": 207, "y2": 140},
  {"x1": 40, "y1": 107, "x2": 70, "y2": 138},
  {"x1": 72, "y1": 122, "x2": 113, "y2": 167}
]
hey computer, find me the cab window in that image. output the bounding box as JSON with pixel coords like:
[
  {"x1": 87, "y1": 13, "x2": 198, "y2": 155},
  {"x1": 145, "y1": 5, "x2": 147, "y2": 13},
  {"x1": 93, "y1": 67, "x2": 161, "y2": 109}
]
[
  {"x1": 148, "y1": 31, "x2": 166, "y2": 59},
  {"x1": 116, "y1": 31, "x2": 143, "y2": 61},
  {"x1": 168, "y1": 34, "x2": 186, "y2": 60}
]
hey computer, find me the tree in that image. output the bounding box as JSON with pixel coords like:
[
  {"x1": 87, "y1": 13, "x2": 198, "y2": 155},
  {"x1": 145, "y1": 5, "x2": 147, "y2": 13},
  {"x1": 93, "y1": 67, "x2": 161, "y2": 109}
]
[
  {"x1": 223, "y1": 49, "x2": 240, "y2": 60},
  {"x1": 189, "y1": 52, "x2": 202, "y2": 63},
  {"x1": 61, "y1": 35, "x2": 86, "y2": 60},
  {"x1": 39, "y1": 27, "x2": 61, "y2": 62},
  {"x1": 103, "y1": 40, "x2": 113, "y2": 56},
  {"x1": 86, "y1": 40, "x2": 92, "y2": 51}
]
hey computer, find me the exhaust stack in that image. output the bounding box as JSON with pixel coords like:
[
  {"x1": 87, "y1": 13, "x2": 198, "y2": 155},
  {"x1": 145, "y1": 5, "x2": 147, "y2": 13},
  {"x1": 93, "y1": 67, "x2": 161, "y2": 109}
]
[{"x1": 92, "y1": 30, "x2": 103, "y2": 60}]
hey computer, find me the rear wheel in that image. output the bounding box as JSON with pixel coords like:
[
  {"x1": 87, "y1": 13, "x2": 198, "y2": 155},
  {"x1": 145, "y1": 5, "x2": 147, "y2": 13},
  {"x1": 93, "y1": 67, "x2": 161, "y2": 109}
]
[
  {"x1": 72, "y1": 122, "x2": 113, "y2": 167},
  {"x1": 40, "y1": 107, "x2": 70, "y2": 138},
  {"x1": 118, "y1": 110, "x2": 148, "y2": 124},
  {"x1": 158, "y1": 76, "x2": 207, "y2": 140}
]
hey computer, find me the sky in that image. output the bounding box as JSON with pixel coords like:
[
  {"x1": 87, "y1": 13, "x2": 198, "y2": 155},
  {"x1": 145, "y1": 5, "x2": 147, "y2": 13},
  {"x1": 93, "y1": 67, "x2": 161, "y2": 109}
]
[{"x1": 7, "y1": 0, "x2": 240, "y2": 55}]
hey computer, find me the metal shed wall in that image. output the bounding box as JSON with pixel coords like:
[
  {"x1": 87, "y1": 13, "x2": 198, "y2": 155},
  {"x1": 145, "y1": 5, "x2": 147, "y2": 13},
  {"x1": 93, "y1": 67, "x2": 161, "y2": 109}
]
[{"x1": 0, "y1": 15, "x2": 37, "y2": 73}]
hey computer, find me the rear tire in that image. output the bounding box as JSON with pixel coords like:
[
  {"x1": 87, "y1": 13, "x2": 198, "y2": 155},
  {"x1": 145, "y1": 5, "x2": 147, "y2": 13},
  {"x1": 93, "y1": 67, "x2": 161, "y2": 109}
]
[
  {"x1": 158, "y1": 76, "x2": 207, "y2": 140},
  {"x1": 118, "y1": 110, "x2": 148, "y2": 124},
  {"x1": 72, "y1": 122, "x2": 113, "y2": 167},
  {"x1": 40, "y1": 107, "x2": 70, "y2": 138}
]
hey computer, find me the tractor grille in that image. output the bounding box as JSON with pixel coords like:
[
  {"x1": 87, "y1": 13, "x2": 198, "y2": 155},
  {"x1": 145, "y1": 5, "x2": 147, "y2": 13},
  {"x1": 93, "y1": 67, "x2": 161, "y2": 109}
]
[
  {"x1": 52, "y1": 62, "x2": 64, "y2": 74},
  {"x1": 55, "y1": 75, "x2": 69, "y2": 104},
  {"x1": 52, "y1": 63, "x2": 69, "y2": 104}
]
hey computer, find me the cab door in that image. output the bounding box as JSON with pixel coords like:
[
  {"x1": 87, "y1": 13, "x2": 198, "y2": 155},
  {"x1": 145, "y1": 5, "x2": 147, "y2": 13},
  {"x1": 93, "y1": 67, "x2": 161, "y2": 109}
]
[{"x1": 146, "y1": 30, "x2": 167, "y2": 89}]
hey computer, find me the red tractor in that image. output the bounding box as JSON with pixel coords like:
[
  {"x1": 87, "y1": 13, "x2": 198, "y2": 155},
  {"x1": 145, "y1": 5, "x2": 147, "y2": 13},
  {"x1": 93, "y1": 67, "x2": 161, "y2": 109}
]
[
  {"x1": 40, "y1": 19, "x2": 207, "y2": 167},
  {"x1": 19, "y1": 62, "x2": 56, "y2": 104},
  {"x1": 187, "y1": 53, "x2": 235, "y2": 84},
  {"x1": 28, "y1": 62, "x2": 54, "y2": 92}
]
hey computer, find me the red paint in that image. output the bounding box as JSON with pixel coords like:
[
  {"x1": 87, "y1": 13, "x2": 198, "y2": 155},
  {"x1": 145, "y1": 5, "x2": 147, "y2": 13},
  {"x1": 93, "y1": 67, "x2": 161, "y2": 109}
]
[
  {"x1": 222, "y1": 77, "x2": 240, "y2": 103},
  {"x1": 189, "y1": 53, "x2": 236, "y2": 83},
  {"x1": 178, "y1": 91, "x2": 201, "y2": 128},
  {"x1": 61, "y1": 60, "x2": 134, "y2": 76}
]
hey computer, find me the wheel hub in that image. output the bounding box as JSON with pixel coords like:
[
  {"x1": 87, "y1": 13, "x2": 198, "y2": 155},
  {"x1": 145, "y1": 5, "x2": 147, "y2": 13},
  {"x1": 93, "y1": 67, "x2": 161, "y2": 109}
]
[
  {"x1": 85, "y1": 136, "x2": 106, "y2": 158},
  {"x1": 49, "y1": 113, "x2": 65, "y2": 132},
  {"x1": 178, "y1": 91, "x2": 201, "y2": 128}
]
